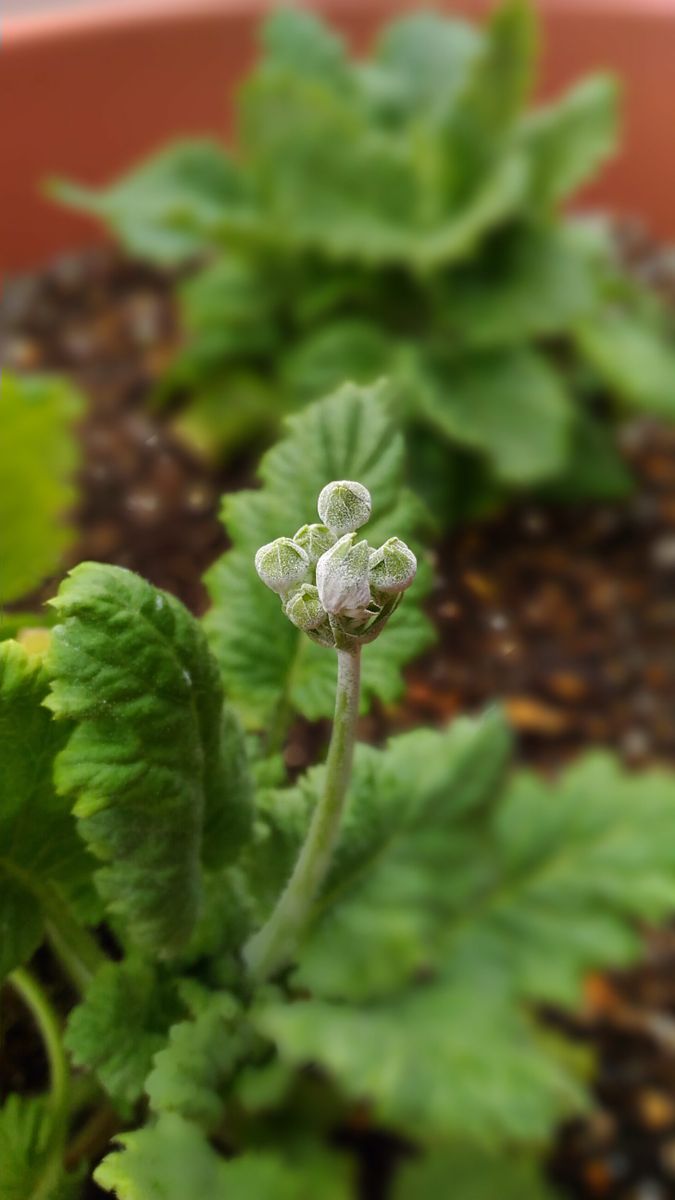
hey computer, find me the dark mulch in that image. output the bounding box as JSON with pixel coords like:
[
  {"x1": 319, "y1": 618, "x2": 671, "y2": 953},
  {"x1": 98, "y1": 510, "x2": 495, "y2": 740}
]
[{"x1": 5, "y1": 232, "x2": 675, "y2": 1198}]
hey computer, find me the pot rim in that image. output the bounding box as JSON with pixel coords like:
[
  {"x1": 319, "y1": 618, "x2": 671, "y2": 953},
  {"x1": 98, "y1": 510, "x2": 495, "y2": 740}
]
[{"x1": 7, "y1": 0, "x2": 675, "y2": 48}]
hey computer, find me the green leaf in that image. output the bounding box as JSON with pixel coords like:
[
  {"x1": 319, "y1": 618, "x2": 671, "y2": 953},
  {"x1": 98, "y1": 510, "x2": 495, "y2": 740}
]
[
  {"x1": 255, "y1": 726, "x2": 675, "y2": 1147},
  {"x1": 544, "y1": 408, "x2": 633, "y2": 502},
  {"x1": 438, "y1": 0, "x2": 535, "y2": 204},
  {"x1": 525, "y1": 75, "x2": 619, "y2": 206},
  {"x1": 46, "y1": 563, "x2": 252, "y2": 955},
  {"x1": 204, "y1": 382, "x2": 433, "y2": 728},
  {"x1": 417, "y1": 348, "x2": 574, "y2": 484},
  {"x1": 65, "y1": 960, "x2": 185, "y2": 1111},
  {"x1": 95, "y1": 1114, "x2": 352, "y2": 1200},
  {"x1": 0, "y1": 1095, "x2": 80, "y2": 1200},
  {"x1": 146, "y1": 990, "x2": 244, "y2": 1131},
  {"x1": 370, "y1": 12, "x2": 481, "y2": 118},
  {"x1": 177, "y1": 257, "x2": 280, "y2": 374},
  {"x1": 292, "y1": 711, "x2": 512, "y2": 1002},
  {"x1": 256, "y1": 977, "x2": 584, "y2": 1145},
  {"x1": 393, "y1": 1145, "x2": 558, "y2": 1200},
  {"x1": 0, "y1": 372, "x2": 81, "y2": 605},
  {"x1": 51, "y1": 141, "x2": 247, "y2": 265},
  {"x1": 282, "y1": 321, "x2": 395, "y2": 403},
  {"x1": 0, "y1": 641, "x2": 93, "y2": 981},
  {"x1": 239, "y1": 11, "x2": 530, "y2": 271},
  {"x1": 442, "y1": 224, "x2": 599, "y2": 348},
  {"x1": 574, "y1": 308, "x2": 675, "y2": 418},
  {"x1": 454, "y1": 753, "x2": 675, "y2": 1005},
  {"x1": 261, "y1": 8, "x2": 350, "y2": 87}
]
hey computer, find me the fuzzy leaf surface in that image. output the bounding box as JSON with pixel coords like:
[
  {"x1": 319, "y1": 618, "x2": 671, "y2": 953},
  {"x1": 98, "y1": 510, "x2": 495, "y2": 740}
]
[
  {"x1": 146, "y1": 990, "x2": 245, "y2": 1131},
  {"x1": 65, "y1": 960, "x2": 185, "y2": 1111},
  {"x1": 46, "y1": 563, "x2": 252, "y2": 955}
]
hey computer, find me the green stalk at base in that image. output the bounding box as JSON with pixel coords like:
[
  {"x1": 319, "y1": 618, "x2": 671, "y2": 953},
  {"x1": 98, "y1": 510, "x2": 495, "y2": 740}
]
[
  {"x1": 244, "y1": 646, "x2": 361, "y2": 982},
  {"x1": 9, "y1": 968, "x2": 70, "y2": 1199}
]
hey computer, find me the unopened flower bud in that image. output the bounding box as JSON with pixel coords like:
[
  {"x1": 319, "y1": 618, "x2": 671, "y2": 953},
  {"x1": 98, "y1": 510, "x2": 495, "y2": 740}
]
[
  {"x1": 255, "y1": 537, "x2": 309, "y2": 595},
  {"x1": 369, "y1": 537, "x2": 417, "y2": 593},
  {"x1": 284, "y1": 583, "x2": 326, "y2": 631},
  {"x1": 293, "y1": 523, "x2": 335, "y2": 566},
  {"x1": 316, "y1": 533, "x2": 372, "y2": 616},
  {"x1": 318, "y1": 480, "x2": 372, "y2": 537}
]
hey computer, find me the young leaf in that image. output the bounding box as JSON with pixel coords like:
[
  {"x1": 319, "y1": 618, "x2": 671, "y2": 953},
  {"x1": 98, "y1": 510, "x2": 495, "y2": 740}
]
[
  {"x1": 525, "y1": 75, "x2": 619, "y2": 206},
  {"x1": 0, "y1": 372, "x2": 81, "y2": 605},
  {"x1": 393, "y1": 1145, "x2": 558, "y2": 1200},
  {"x1": 65, "y1": 959, "x2": 185, "y2": 1111},
  {"x1": 95, "y1": 1114, "x2": 352, "y2": 1200},
  {"x1": 204, "y1": 383, "x2": 433, "y2": 728},
  {"x1": 46, "y1": 563, "x2": 252, "y2": 956},
  {"x1": 51, "y1": 141, "x2": 247, "y2": 266},
  {"x1": 0, "y1": 641, "x2": 94, "y2": 982}
]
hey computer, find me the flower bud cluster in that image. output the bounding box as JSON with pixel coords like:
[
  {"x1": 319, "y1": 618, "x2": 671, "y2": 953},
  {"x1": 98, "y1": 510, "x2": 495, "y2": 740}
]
[{"x1": 255, "y1": 480, "x2": 417, "y2": 649}]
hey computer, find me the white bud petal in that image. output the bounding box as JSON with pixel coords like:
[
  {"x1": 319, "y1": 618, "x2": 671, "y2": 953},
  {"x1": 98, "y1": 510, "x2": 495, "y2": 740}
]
[
  {"x1": 292, "y1": 523, "x2": 335, "y2": 566},
  {"x1": 255, "y1": 537, "x2": 309, "y2": 594},
  {"x1": 316, "y1": 533, "x2": 372, "y2": 615},
  {"x1": 318, "y1": 480, "x2": 372, "y2": 537},
  {"x1": 284, "y1": 584, "x2": 327, "y2": 631},
  {"x1": 369, "y1": 537, "x2": 417, "y2": 593}
]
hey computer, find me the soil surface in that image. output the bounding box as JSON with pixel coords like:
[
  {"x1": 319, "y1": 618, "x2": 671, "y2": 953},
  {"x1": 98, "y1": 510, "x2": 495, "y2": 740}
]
[{"x1": 5, "y1": 232, "x2": 675, "y2": 1198}]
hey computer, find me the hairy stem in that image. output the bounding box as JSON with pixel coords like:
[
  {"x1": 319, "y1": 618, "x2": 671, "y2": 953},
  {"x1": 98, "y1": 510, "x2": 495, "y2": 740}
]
[
  {"x1": 244, "y1": 645, "x2": 361, "y2": 982},
  {"x1": 9, "y1": 968, "x2": 69, "y2": 1197},
  {"x1": 43, "y1": 884, "x2": 106, "y2": 994}
]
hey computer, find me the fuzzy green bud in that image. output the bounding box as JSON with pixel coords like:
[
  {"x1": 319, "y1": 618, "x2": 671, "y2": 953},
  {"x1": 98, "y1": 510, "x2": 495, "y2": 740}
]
[
  {"x1": 284, "y1": 583, "x2": 327, "y2": 631},
  {"x1": 316, "y1": 533, "x2": 372, "y2": 616},
  {"x1": 318, "y1": 480, "x2": 372, "y2": 537},
  {"x1": 369, "y1": 537, "x2": 417, "y2": 593},
  {"x1": 255, "y1": 537, "x2": 309, "y2": 595},
  {"x1": 292, "y1": 523, "x2": 335, "y2": 566}
]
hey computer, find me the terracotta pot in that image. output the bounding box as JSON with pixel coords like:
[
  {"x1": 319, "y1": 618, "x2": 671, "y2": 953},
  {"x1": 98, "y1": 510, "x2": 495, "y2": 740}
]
[{"x1": 2, "y1": 0, "x2": 674, "y2": 274}]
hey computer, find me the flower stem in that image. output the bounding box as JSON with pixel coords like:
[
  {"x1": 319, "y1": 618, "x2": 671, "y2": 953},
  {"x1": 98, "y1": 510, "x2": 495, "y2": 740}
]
[
  {"x1": 244, "y1": 646, "x2": 361, "y2": 982},
  {"x1": 9, "y1": 968, "x2": 70, "y2": 1198}
]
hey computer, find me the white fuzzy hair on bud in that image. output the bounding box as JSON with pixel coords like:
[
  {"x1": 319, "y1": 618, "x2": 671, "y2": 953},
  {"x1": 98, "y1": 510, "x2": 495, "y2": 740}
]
[
  {"x1": 318, "y1": 480, "x2": 372, "y2": 537},
  {"x1": 284, "y1": 583, "x2": 327, "y2": 631},
  {"x1": 292, "y1": 523, "x2": 335, "y2": 566},
  {"x1": 369, "y1": 537, "x2": 417, "y2": 593},
  {"x1": 255, "y1": 537, "x2": 310, "y2": 595},
  {"x1": 316, "y1": 533, "x2": 372, "y2": 616}
]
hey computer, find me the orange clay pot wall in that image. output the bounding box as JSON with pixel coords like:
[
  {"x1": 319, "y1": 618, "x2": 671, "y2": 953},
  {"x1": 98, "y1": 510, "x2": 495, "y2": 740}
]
[{"x1": 2, "y1": 0, "x2": 675, "y2": 274}]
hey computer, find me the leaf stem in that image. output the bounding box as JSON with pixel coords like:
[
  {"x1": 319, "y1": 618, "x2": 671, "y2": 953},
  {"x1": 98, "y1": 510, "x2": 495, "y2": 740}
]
[
  {"x1": 8, "y1": 968, "x2": 70, "y2": 1197},
  {"x1": 43, "y1": 884, "x2": 106, "y2": 994},
  {"x1": 244, "y1": 645, "x2": 361, "y2": 982}
]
